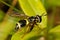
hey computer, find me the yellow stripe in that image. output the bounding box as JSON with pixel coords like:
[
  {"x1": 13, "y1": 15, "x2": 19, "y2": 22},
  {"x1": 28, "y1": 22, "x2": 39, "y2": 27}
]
[{"x1": 25, "y1": 19, "x2": 29, "y2": 25}]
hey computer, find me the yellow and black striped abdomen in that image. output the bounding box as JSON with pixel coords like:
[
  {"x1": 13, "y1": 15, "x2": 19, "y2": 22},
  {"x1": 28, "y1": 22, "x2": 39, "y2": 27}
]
[{"x1": 15, "y1": 19, "x2": 28, "y2": 31}]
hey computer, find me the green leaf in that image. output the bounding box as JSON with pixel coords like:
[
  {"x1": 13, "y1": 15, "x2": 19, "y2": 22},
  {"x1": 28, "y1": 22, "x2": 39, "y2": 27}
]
[
  {"x1": 11, "y1": 25, "x2": 43, "y2": 40},
  {"x1": 11, "y1": 0, "x2": 47, "y2": 40},
  {"x1": 49, "y1": 25, "x2": 60, "y2": 40},
  {"x1": 18, "y1": 0, "x2": 47, "y2": 29},
  {"x1": 50, "y1": 25, "x2": 60, "y2": 33},
  {"x1": 18, "y1": 0, "x2": 47, "y2": 16}
]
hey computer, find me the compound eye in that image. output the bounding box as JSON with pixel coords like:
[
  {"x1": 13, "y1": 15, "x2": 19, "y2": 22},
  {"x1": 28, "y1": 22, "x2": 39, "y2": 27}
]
[
  {"x1": 39, "y1": 16, "x2": 42, "y2": 22},
  {"x1": 36, "y1": 15, "x2": 42, "y2": 23}
]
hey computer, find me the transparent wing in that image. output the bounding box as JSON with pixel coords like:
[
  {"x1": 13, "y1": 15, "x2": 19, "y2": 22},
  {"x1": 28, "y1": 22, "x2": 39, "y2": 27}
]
[{"x1": 9, "y1": 11, "x2": 29, "y2": 19}]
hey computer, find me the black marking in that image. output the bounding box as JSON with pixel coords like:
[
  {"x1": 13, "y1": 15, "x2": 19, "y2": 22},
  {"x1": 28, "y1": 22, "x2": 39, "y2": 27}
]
[
  {"x1": 19, "y1": 20, "x2": 26, "y2": 27},
  {"x1": 28, "y1": 16, "x2": 35, "y2": 23},
  {"x1": 15, "y1": 20, "x2": 26, "y2": 31},
  {"x1": 36, "y1": 15, "x2": 42, "y2": 23},
  {"x1": 15, "y1": 24, "x2": 19, "y2": 31}
]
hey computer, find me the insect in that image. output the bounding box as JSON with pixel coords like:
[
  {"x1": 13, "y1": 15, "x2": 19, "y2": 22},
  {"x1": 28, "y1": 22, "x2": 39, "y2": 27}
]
[{"x1": 15, "y1": 13, "x2": 46, "y2": 32}]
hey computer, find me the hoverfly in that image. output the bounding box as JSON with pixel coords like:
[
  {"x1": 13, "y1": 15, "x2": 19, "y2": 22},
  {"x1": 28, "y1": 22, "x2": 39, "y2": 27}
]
[{"x1": 14, "y1": 13, "x2": 47, "y2": 33}]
